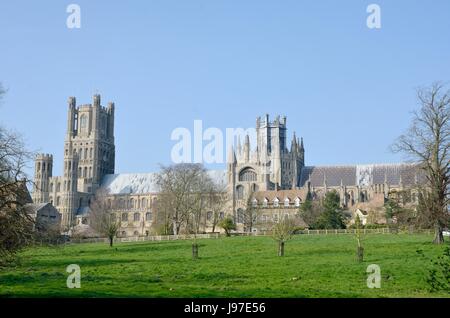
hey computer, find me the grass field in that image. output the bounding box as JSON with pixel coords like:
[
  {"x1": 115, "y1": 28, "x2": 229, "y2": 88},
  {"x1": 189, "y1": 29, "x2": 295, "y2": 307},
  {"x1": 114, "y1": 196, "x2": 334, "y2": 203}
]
[{"x1": 0, "y1": 234, "x2": 449, "y2": 297}]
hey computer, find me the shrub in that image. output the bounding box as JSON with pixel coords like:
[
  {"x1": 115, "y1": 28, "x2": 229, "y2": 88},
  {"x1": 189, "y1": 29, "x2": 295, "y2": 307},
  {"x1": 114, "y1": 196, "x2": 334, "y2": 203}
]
[
  {"x1": 218, "y1": 217, "x2": 236, "y2": 237},
  {"x1": 426, "y1": 246, "x2": 450, "y2": 292}
]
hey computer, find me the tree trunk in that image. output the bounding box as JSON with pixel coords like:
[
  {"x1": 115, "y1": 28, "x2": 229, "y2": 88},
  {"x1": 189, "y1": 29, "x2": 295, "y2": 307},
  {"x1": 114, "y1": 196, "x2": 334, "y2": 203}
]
[
  {"x1": 173, "y1": 220, "x2": 178, "y2": 235},
  {"x1": 109, "y1": 236, "x2": 113, "y2": 247},
  {"x1": 433, "y1": 222, "x2": 444, "y2": 244},
  {"x1": 278, "y1": 241, "x2": 285, "y2": 257},
  {"x1": 356, "y1": 246, "x2": 364, "y2": 262},
  {"x1": 192, "y1": 243, "x2": 199, "y2": 259}
]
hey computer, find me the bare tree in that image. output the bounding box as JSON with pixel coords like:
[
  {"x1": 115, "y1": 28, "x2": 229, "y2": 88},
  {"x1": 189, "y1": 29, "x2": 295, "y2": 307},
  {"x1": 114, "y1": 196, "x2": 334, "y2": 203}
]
[
  {"x1": 242, "y1": 189, "x2": 260, "y2": 233},
  {"x1": 89, "y1": 188, "x2": 121, "y2": 247},
  {"x1": 271, "y1": 213, "x2": 296, "y2": 257},
  {"x1": 205, "y1": 181, "x2": 228, "y2": 233},
  {"x1": 298, "y1": 194, "x2": 321, "y2": 229},
  {"x1": 186, "y1": 168, "x2": 216, "y2": 259},
  {"x1": 155, "y1": 163, "x2": 206, "y2": 235},
  {"x1": 151, "y1": 196, "x2": 171, "y2": 235},
  {"x1": 0, "y1": 124, "x2": 35, "y2": 263},
  {"x1": 392, "y1": 83, "x2": 450, "y2": 244},
  {"x1": 156, "y1": 164, "x2": 218, "y2": 258},
  {"x1": 0, "y1": 83, "x2": 5, "y2": 100}
]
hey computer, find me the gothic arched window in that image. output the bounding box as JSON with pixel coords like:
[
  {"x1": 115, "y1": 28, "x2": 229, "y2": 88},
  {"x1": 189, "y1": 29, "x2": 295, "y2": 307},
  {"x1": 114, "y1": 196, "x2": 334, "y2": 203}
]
[
  {"x1": 239, "y1": 167, "x2": 257, "y2": 182},
  {"x1": 80, "y1": 115, "x2": 87, "y2": 130},
  {"x1": 237, "y1": 209, "x2": 244, "y2": 223},
  {"x1": 236, "y1": 185, "x2": 244, "y2": 200},
  {"x1": 133, "y1": 212, "x2": 140, "y2": 222},
  {"x1": 145, "y1": 212, "x2": 152, "y2": 221}
]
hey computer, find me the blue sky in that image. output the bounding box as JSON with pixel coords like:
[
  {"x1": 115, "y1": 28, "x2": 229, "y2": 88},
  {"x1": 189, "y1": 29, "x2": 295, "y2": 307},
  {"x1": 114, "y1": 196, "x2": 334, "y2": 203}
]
[{"x1": 1, "y1": 0, "x2": 449, "y2": 177}]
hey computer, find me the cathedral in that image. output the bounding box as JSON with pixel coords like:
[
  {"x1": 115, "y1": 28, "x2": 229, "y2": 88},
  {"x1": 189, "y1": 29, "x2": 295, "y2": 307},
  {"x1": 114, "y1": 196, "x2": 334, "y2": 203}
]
[
  {"x1": 32, "y1": 95, "x2": 116, "y2": 231},
  {"x1": 32, "y1": 95, "x2": 421, "y2": 236}
]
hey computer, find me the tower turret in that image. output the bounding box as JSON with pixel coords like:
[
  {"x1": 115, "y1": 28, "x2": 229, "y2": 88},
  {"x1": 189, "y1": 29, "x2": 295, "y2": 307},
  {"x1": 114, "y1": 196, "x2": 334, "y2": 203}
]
[
  {"x1": 291, "y1": 132, "x2": 298, "y2": 154},
  {"x1": 243, "y1": 134, "x2": 250, "y2": 162},
  {"x1": 299, "y1": 137, "x2": 305, "y2": 166},
  {"x1": 63, "y1": 94, "x2": 116, "y2": 193},
  {"x1": 67, "y1": 97, "x2": 76, "y2": 137},
  {"x1": 32, "y1": 154, "x2": 53, "y2": 204},
  {"x1": 60, "y1": 152, "x2": 79, "y2": 230}
]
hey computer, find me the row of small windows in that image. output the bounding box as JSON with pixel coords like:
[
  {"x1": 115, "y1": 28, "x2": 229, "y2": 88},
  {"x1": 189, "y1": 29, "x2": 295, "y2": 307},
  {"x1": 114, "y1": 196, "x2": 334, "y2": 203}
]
[
  {"x1": 72, "y1": 147, "x2": 93, "y2": 160},
  {"x1": 206, "y1": 211, "x2": 225, "y2": 221},
  {"x1": 112, "y1": 211, "x2": 222, "y2": 223},
  {"x1": 121, "y1": 231, "x2": 145, "y2": 237},
  {"x1": 109, "y1": 197, "x2": 156, "y2": 210},
  {"x1": 236, "y1": 209, "x2": 291, "y2": 223},
  {"x1": 49, "y1": 180, "x2": 76, "y2": 193},
  {"x1": 78, "y1": 166, "x2": 93, "y2": 178},
  {"x1": 36, "y1": 162, "x2": 52, "y2": 173},
  {"x1": 119, "y1": 212, "x2": 153, "y2": 222}
]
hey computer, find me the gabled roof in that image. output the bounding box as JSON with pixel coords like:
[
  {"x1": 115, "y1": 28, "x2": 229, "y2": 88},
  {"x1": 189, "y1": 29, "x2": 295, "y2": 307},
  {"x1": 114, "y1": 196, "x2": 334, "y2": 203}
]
[
  {"x1": 254, "y1": 189, "x2": 309, "y2": 202},
  {"x1": 25, "y1": 202, "x2": 49, "y2": 213}
]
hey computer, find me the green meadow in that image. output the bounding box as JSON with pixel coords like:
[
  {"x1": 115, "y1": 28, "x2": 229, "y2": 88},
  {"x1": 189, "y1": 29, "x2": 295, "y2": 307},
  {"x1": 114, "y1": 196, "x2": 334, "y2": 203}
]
[{"x1": 0, "y1": 234, "x2": 448, "y2": 297}]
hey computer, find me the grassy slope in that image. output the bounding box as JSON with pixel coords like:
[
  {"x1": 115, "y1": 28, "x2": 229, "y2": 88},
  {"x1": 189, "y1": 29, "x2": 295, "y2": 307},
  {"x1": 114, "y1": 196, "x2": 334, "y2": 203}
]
[{"x1": 0, "y1": 234, "x2": 449, "y2": 297}]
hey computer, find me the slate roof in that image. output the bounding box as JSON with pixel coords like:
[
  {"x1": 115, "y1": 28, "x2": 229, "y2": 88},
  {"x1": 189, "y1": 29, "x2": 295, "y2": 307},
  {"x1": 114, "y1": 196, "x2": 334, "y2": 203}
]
[
  {"x1": 299, "y1": 163, "x2": 423, "y2": 187},
  {"x1": 100, "y1": 170, "x2": 228, "y2": 195}
]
